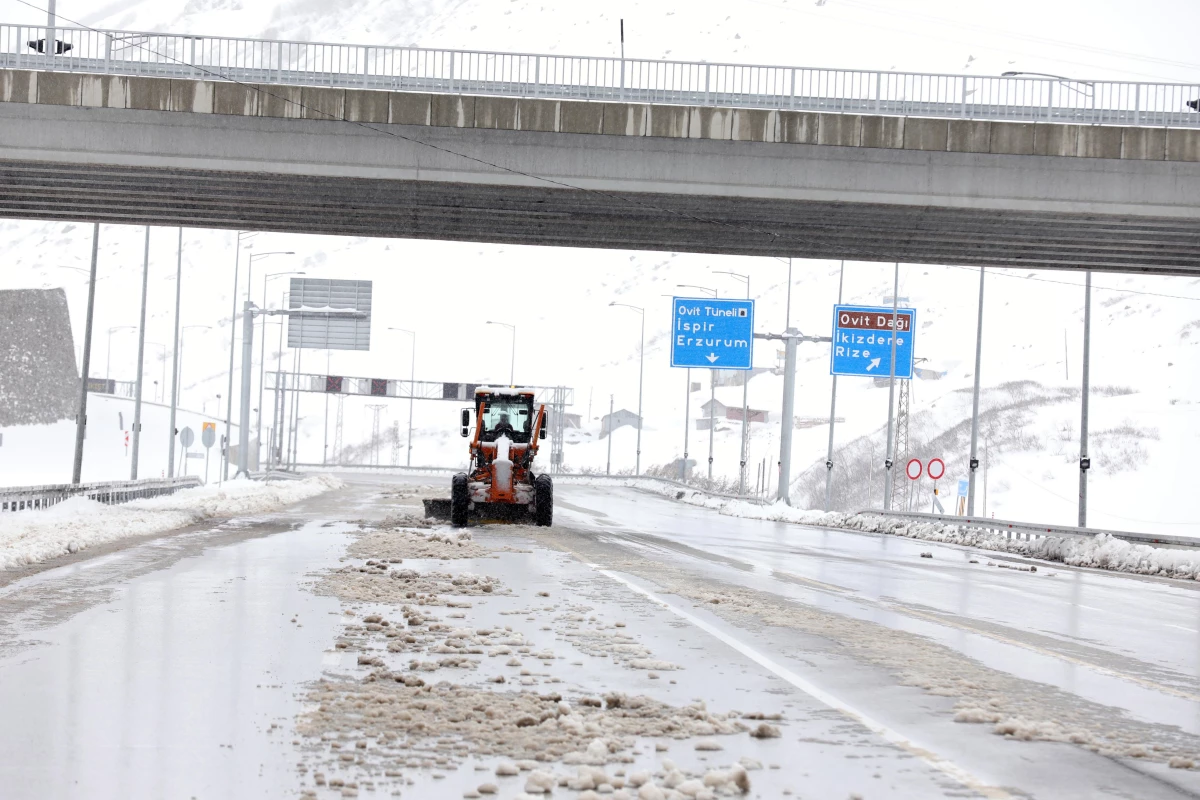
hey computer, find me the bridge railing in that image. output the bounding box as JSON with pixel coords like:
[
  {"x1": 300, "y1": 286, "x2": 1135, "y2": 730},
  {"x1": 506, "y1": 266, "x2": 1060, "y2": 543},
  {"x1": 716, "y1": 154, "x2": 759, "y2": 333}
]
[
  {"x1": 0, "y1": 476, "x2": 203, "y2": 512},
  {"x1": 3, "y1": 23, "x2": 1199, "y2": 127}
]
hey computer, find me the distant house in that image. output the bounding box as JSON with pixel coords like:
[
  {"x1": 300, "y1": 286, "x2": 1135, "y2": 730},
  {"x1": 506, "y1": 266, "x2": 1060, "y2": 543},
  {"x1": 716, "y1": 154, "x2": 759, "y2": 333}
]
[
  {"x1": 600, "y1": 409, "x2": 642, "y2": 438},
  {"x1": 698, "y1": 398, "x2": 729, "y2": 418},
  {"x1": 547, "y1": 409, "x2": 582, "y2": 430},
  {"x1": 726, "y1": 407, "x2": 769, "y2": 424}
]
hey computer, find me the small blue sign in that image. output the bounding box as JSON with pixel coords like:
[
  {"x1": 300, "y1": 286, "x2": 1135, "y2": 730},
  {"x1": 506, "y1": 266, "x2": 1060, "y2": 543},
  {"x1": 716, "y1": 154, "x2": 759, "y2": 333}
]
[
  {"x1": 830, "y1": 304, "x2": 916, "y2": 378},
  {"x1": 671, "y1": 297, "x2": 755, "y2": 370},
  {"x1": 957, "y1": 479, "x2": 970, "y2": 497}
]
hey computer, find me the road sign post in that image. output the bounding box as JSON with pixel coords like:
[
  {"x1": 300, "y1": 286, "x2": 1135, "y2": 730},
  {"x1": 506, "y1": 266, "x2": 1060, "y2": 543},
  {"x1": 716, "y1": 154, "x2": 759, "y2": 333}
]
[
  {"x1": 202, "y1": 422, "x2": 216, "y2": 484},
  {"x1": 671, "y1": 297, "x2": 754, "y2": 370},
  {"x1": 927, "y1": 458, "x2": 944, "y2": 513},
  {"x1": 906, "y1": 458, "x2": 922, "y2": 481},
  {"x1": 179, "y1": 426, "x2": 194, "y2": 476},
  {"x1": 830, "y1": 305, "x2": 916, "y2": 378}
]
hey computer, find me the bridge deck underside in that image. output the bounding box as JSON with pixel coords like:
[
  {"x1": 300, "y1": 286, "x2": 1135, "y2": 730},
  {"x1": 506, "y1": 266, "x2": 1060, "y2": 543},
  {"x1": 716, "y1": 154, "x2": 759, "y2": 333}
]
[{"x1": 0, "y1": 159, "x2": 1197, "y2": 274}]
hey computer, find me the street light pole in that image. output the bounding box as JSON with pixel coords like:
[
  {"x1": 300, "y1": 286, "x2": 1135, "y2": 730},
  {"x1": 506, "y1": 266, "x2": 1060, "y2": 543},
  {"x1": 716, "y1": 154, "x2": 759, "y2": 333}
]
[
  {"x1": 967, "y1": 267, "x2": 986, "y2": 515},
  {"x1": 609, "y1": 303, "x2": 645, "y2": 475},
  {"x1": 130, "y1": 226, "x2": 151, "y2": 480},
  {"x1": 714, "y1": 270, "x2": 751, "y2": 494},
  {"x1": 168, "y1": 227, "x2": 182, "y2": 478},
  {"x1": 824, "y1": 260, "x2": 845, "y2": 511},
  {"x1": 71, "y1": 223, "x2": 99, "y2": 485},
  {"x1": 389, "y1": 327, "x2": 417, "y2": 466},
  {"x1": 882, "y1": 263, "x2": 900, "y2": 510},
  {"x1": 1079, "y1": 271, "x2": 1092, "y2": 527},
  {"x1": 486, "y1": 321, "x2": 516, "y2": 385},
  {"x1": 223, "y1": 232, "x2": 251, "y2": 480},
  {"x1": 606, "y1": 394, "x2": 614, "y2": 475},
  {"x1": 678, "y1": 284, "x2": 718, "y2": 482},
  {"x1": 258, "y1": 270, "x2": 304, "y2": 465}
]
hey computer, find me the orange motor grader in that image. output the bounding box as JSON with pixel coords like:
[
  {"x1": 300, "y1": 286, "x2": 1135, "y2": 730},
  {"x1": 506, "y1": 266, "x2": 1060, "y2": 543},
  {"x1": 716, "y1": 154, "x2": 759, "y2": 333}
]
[{"x1": 423, "y1": 387, "x2": 553, "y2": 527}]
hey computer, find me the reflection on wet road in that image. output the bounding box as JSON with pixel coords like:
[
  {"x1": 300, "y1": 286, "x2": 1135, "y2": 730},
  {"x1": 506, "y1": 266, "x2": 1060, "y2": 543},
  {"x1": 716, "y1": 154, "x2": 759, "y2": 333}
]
[{"x1": 0, "y1": 475, "x2": 1197, "y2": 799}]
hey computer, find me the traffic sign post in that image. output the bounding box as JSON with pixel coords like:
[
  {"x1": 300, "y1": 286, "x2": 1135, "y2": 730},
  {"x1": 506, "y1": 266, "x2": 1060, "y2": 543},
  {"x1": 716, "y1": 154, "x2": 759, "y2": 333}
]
[
  {"x1": 830, "y1": 305, "x2": 916, "y2": 378},
  {"x1": 202, "y1": 422, "x2": 216, "y2": 484},
  {"x1": 671, "y1": 297, "x2": 754, "y2": 370},
  {"x1": 927, "y1": 458, "x2": 945, "y2": 513},
  {"x1": 179, "y1": 426, "x2": 194, "y2": 476},
  {"x1": 905, "y1": 458, "x2": 922, "y2": 480}
]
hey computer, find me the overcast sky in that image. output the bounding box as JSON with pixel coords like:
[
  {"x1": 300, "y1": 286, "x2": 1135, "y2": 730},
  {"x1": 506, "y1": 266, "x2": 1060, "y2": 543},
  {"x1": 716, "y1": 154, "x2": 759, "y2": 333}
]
[{"x1": 6, "y1": 0, "x2": 1199, "y2": 83}]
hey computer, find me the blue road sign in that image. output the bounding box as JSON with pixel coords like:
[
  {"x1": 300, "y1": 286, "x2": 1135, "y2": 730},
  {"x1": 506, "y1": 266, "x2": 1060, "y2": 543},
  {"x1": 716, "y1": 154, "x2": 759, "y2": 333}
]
[
  {"x1": 830, "y1": 304, "x2": 916, "y2": 378},
  {"x1": 671, "y1": 297, "x2": 755, "y2": 370},
  {"x1": 957, "y1": 479, "x2": 970, "y2": 497}
]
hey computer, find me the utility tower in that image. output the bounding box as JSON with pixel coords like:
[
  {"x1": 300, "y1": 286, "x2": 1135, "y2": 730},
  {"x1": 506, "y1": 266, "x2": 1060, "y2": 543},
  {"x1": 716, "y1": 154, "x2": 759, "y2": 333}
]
[
  {"x1": 333, "y1": 395, "x2": 344, "y2": 464},
  {"x1": 390, "y1": 420, "x2": 401, "y2": 466},
  {"x1": 365, "y1": 404, "x2": 386, "y2": 466},
  {"x1": 891, "y1": 378, "x2": 912, "y2": 512}
]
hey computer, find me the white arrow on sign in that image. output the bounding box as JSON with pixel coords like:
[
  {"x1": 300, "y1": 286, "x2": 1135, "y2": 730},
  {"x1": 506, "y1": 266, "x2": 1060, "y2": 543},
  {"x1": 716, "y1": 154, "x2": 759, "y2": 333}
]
[
  {"x1": 706, "y1": 353, "x2": 719, "y2": 363},
  {"x1": 866, "y1": 357, "x2": 881, "y2": 372}
]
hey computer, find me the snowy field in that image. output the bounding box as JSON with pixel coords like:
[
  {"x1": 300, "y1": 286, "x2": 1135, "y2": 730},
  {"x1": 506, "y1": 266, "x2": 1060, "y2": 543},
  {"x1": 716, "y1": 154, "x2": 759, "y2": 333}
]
[{"x1": 0, "y1": 474, "x2": 340, "y2": 571}]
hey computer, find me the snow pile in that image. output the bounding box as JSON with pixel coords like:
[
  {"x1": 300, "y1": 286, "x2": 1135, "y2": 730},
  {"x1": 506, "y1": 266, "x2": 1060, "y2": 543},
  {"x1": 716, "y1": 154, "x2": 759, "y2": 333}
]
[
  {"x1": 0, "y1": 475, "x2": 342, "y2": 571},
  {"x1": 568, "y1": 477, "x2": 1200, "y2": 581}
]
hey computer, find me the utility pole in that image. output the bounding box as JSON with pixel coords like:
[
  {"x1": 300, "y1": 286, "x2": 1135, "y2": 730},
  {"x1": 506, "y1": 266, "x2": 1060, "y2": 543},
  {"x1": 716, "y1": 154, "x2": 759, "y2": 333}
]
[
  {"x1": 823, "y1": 260, "x2": 844, "y2": 511},
  {"x1": 168, "y1": 227, "x2": 182, "y2": 478},
  {"x1": 606, "y1": 395, "x2": 614, "y2": 476},
  {"x1": 882, "y1": 263, "x2": 900, "y2": 510},
  {"x1": 713, "y1": 270, "x2": 751, "y2": 494},
  {"x1": 46, "y1": 0, "x2": 56, "y2": 60},
  {"x1": 71, "y1": 223, "x2": 99, "y2": 485},
  {"x1": 777, "y1": 336, "x2": 797, "y2": 503},
  {"x1": 1078, "y1": 271, "x2": 1092, "y2": 527},
  {"x1": 366, "y1": 404, "x2": 387, "y2": 466},
  {"x1": 758, "y1": 329, "x2": 832, "y2": 505},
  {"x1": 609, "y1": 303, "x2": 645, "y2": 475},
  {"x1": 681, "y1": 368, "x2": 691, "y2": 481},
  {"x1": 708, "y1": 371, "x2": 716, "y2": 481},
  {"x1": 130, "y1": 227, "x2": 151, "y2": 480},
  {"x1": 323, "y1": 351, "x2": 331, "y2": 465},
  {"x1": 235, "y1": 300, "x2": 256, "y2": 477},
  {"x1": 967, "y1": 267, "x2": 985, "y2": 514}
]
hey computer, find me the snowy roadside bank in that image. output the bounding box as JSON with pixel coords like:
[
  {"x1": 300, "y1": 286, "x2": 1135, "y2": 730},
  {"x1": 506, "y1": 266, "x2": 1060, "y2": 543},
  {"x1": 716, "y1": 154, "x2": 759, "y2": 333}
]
[
  {"x1": 564, "y1": 476, "x2": 1200, "y2": 582},
  {"x1": 0, "y1": 475, "x2": 343, "y2": 571}
]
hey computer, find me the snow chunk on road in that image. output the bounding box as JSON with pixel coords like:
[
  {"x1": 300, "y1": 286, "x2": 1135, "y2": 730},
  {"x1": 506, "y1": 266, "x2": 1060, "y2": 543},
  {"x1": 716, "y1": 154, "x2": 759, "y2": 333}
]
[{"x1": 0, "y1": 475, "x2": 341, "y2": 571}]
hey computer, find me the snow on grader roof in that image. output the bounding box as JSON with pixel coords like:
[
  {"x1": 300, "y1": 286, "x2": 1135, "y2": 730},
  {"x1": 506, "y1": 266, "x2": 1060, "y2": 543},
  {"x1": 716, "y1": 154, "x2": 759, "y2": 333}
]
[{"x1": 474, "y1": 386, "x2": 535, "y2": 396}]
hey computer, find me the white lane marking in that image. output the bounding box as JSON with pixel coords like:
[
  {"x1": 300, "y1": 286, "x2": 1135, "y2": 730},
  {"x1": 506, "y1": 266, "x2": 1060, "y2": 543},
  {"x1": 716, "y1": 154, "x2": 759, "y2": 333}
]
[{"x1": 593, "y1": 566, "x2": 1012, "y2": 800}]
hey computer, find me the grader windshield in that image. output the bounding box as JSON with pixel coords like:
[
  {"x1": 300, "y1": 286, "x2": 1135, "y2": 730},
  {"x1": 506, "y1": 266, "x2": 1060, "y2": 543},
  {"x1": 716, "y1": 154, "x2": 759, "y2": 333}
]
[{"x1": 479, "y1": 395, "x2": 534, "y2": 443}]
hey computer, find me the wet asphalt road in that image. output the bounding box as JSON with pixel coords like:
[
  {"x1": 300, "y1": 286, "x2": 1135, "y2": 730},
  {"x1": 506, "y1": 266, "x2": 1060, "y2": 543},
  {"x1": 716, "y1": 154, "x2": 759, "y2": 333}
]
[{"x1": 0, "y1": 473, "x2": 1197, "y2": 799}]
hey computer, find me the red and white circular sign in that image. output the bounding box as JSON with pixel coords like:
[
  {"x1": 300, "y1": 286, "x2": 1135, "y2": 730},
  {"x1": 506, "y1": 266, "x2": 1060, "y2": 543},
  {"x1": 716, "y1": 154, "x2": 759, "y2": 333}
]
[
  {"x1": 927, "y1": 457, "x2": 945, "y2": 481},
  {"x1": 906, "y1": 458, "x2": 923, "y2": 480}
]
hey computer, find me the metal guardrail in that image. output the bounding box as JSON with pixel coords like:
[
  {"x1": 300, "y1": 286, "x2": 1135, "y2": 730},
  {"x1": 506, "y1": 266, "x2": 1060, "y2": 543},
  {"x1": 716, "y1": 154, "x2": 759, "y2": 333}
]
[
  {"x1": 0, "y1": 476, "x2": 203, "y2": 512},
  {"x1": 857, "y1": 509, "x2": 1200, "y2": 550},
  {"x1": 3, "y1": 24, "x2": 1200, "y2": 128}
]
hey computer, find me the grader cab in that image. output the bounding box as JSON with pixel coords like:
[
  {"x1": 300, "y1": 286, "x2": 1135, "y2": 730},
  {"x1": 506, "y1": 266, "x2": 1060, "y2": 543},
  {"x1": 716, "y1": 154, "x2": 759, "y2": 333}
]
[{"x1": 423, "y1": 387, "x2": 553, "y2": 527}]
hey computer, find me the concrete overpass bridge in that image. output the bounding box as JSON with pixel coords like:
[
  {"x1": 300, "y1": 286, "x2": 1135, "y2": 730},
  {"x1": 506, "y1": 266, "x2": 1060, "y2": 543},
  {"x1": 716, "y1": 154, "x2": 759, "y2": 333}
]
[{"x1": 2, "y1": 23, "x2": 1200, "y2": 273}]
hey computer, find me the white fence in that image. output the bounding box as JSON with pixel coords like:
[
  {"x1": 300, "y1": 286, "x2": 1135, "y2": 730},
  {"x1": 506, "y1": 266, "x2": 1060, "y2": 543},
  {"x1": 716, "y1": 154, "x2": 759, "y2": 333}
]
[{"x1": 3, "y1": 23, "x2": 1200, "y2": 127}]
